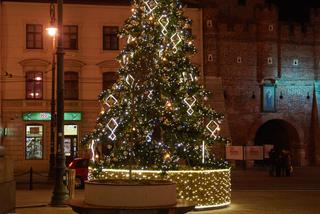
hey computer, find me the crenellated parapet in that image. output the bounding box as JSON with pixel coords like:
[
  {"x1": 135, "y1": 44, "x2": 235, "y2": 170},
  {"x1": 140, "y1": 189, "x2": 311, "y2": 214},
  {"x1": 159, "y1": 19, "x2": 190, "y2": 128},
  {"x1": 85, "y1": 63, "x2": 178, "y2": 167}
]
[
  {"x1": 254, "y1": 4, "x2": 278, "y2": 22},
  {"x1": 217, "y1": 22, "x2": 256, "y2": 40},
  {"x1": 280, "y1": 23, "x2": 314, "y2": 44},
  {"x1": 310, "y1": 8, "x2": 320, "y2": 24}
]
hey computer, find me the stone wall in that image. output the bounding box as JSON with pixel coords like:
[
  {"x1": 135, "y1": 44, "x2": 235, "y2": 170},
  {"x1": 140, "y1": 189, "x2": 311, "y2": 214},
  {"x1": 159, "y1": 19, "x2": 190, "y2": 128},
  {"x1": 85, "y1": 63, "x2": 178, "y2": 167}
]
[
  {"x1": 203, "y1": 0, "x2": 320, "y2": 166},
  {"x1": 0, "y1": 147, "x2": 16, "y2": 213}
]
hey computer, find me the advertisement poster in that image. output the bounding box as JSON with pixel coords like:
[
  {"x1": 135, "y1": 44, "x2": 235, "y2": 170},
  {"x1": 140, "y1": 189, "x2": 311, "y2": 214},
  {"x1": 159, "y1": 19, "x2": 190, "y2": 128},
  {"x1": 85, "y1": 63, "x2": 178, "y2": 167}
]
[
  {"x1": 245, "y1": 146, "x2": 264, "y2": 160},
  {"x1": 226, "y1": 146, "x2": 244, "y2": 160}
]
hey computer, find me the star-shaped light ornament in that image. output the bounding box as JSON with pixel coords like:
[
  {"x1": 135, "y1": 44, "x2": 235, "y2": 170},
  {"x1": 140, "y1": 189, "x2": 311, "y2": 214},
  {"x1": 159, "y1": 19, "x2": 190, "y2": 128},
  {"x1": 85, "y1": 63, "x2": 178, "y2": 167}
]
[
  {"x1": 170, "y1": 32, "x2": 182, "y2": 53},
  {"x1": 107, "y1": 118, "x2": 118, "y2": 141},
  {"x1": 158, "y1": 15, "x2": 169, "y2": 35},
  {"x1": 143, "y1": 0, "x2": 158, "y2": 15},
  {"x1": 183, "y1": 95, "x2": 197, "y2": 115},
  {"x1": 206, "y1": 120, "x2": 220, "y2": 139}
]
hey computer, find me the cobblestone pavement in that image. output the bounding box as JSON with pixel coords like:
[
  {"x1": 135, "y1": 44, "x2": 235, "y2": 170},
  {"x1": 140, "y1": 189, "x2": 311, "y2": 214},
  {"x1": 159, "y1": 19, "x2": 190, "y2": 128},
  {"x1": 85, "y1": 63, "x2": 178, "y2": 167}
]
[{"x1": 13, "y1": 167, "x2": 320, "y2": 214}]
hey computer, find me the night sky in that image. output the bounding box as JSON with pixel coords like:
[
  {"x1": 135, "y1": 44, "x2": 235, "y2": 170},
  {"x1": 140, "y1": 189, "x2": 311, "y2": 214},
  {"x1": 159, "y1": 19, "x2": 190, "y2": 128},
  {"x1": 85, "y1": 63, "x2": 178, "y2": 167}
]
[{"x1": 268, "y1": 0, "x2": 320, "y2": 22}]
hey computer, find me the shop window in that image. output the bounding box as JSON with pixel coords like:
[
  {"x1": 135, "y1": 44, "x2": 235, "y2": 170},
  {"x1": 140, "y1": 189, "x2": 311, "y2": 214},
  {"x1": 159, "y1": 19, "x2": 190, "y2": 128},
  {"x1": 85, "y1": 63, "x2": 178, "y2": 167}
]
[
  {"x1": 103, "y1": 72, "x2": 117, "y2": 90},
  {"x1": 26, "y1": 24, "x2": 43, "y2": 49},
  {"x1": 63, "y1": 25, "x2": 78, "y2": 49},
  {"x1": 103, "y1": 26, "x2": 119, "y2": 50},
  {"x1": 25, "y1": 125, "x2": 43, "y2": 160},
  {"x1": 64, "y1": 125, "x2": 78, "y2": 164},
  {"x1": 65, "y1": 72, "x2": 79, "y2": 100},
  {"x1": 26, "y1": 71, "x2": 43, "y2": 99}
]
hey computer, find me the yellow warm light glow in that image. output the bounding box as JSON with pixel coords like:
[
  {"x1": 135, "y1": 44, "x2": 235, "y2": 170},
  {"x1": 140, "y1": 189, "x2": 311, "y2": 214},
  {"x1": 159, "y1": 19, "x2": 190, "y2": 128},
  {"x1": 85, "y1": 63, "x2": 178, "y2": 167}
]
[
  {"x1": 46, "y1": 27, "x2": 57, "y2": 37},
  {"x1": 91, "y1": 168, "x2": 231, "y2": 208}
]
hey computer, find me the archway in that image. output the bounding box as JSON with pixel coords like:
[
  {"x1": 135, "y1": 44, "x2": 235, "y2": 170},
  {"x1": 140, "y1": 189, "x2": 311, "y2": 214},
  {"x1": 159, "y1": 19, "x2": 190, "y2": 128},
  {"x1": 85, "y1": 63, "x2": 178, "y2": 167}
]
[{"x1": 254, "y1": 119, "x2": 300, "y2": 166}]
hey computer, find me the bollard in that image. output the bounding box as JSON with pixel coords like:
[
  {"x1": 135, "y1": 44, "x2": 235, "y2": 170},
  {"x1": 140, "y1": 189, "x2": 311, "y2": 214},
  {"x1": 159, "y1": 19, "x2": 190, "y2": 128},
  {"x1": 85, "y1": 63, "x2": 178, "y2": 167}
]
[
  {"x1": 67, "y1": 169, "x2": 76, "y2": 199},
  {"x1": 29, "y1": 167, "x2": 33, "y2": 190}
]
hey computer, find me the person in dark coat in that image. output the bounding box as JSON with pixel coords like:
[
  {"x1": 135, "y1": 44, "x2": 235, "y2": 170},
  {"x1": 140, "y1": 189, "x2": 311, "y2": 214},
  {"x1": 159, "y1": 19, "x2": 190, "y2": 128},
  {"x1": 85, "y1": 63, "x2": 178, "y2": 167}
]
[{"x1": 269, "y1": 148, "x2": 276, "y2": 176}]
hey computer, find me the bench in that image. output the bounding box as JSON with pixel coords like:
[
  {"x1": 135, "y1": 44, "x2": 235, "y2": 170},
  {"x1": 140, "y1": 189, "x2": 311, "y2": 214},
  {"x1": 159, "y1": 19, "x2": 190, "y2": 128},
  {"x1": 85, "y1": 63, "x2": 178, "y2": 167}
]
[{"x1": 67, "y1": 199, "x2": 196, "y2": 214}]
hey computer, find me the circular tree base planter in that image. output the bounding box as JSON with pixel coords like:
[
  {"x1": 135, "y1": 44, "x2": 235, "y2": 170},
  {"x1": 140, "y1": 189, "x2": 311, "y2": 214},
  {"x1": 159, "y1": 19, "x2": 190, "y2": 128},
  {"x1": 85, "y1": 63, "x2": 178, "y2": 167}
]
[
  {"x1": 84, "y1": 179, "x2": 177, "y2": 207},
  {"x1": 96, "y1": 168, "x2": 231, "y2": 209}
]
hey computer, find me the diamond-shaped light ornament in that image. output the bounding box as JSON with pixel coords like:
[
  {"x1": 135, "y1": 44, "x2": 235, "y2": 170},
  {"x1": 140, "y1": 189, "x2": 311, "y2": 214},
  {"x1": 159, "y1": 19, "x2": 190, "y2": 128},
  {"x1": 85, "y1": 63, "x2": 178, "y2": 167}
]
[
  {"x1": 105, "y1": 94, "x2": 118, "y2": 108},
  {"x1": 122, "y1": 55, "x2": 129, "y2": 65},
  {"x1": 146, "y1": 132, "x2": 152, "y2": 142},
  {"x1": 144, "y1": 0, "x2": 158, "y2": 15},
  {"x1": 158, "y1": 15, "x2": 169, "y2": 35},
  {"x1": 107, "y1": 118, "x2": 118, "y2": 141},
  {"x1": 159, "y1": 48, "x2": 164, "y2": 58},
  {"x1": 125, "y1": 74, "x2": 135, "y2": 86},
  {"x1": 206, "y1": 120, "x2": 220, "y2": 139},
  {"x1": 170, "y1": 32, "x2": 182, "y2": 53},
  {"x1": 183, "y1": 96, "x2": 197, "y2": 115},
  {"x1": 148, "y1": 90, "x2": 153, "y2": 99}
]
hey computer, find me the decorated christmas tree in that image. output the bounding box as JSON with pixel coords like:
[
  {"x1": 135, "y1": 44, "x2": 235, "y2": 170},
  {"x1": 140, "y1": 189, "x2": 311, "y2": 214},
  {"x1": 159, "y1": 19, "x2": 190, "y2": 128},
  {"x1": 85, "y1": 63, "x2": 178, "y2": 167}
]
[{"x1": 82, "y1": 0, "x2": 229, "y2": 178}]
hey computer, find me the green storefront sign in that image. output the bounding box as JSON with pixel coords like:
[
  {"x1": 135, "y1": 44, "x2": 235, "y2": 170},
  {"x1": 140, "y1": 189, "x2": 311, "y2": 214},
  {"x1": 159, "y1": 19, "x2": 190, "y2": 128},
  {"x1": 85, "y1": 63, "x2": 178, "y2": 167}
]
[{"x1": 22, "y1": 112, "x2": 82, "y2": 121}]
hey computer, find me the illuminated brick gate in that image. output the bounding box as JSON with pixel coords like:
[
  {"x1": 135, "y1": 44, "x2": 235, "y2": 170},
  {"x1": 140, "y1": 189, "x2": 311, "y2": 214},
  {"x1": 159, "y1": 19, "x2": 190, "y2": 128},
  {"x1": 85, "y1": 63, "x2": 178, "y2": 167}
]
[{"x1": 92, "y1": 168, "x2": 231, "y2": 209}]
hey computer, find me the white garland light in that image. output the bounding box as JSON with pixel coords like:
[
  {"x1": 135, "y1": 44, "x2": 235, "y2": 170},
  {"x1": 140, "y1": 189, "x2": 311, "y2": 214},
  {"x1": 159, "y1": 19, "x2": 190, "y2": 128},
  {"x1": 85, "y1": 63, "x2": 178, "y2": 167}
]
[
  {"x1": 183, "y1": 95, "x2": 197, "y2": 115},
  {"x1": 96, "y1": 168, "x2": 231, "y2": 209},
  {"x1": 202, "y1": 141, "x2": 205, "y2": 164},
  {"x1": 206, "y1": 120, "x2": 220, "y2": 139},
  {"x1": 107, "y1": 118, "x2": 118, "y2": 141},
  {"x1": 90, "y1": 140, "x2": 96, "y2": 162}
]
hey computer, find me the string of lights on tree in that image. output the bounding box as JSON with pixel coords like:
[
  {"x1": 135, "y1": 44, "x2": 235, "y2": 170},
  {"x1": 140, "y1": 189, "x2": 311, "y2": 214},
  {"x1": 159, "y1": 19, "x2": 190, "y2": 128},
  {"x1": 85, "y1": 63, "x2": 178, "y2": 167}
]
[{"x1": 82, "y1": 0, "x2": 230, "y2": 174}]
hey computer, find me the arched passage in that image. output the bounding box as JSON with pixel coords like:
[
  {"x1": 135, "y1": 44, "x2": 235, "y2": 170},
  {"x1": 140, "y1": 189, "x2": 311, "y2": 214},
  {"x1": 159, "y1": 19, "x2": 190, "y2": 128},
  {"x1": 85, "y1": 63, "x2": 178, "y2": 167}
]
[{"x1": 254, "y1": 119, "x2": 300, "y2": 166}]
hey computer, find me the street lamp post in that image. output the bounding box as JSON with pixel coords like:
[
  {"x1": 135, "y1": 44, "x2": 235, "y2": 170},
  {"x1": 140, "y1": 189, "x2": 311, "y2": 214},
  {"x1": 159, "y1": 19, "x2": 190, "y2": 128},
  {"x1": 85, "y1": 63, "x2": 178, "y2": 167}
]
[
  {"x1": 51, "y1": 0, "x2": 69, "y2": 205},
  {"x1": 47, "y1": 2, "x2": 57, "y2": 178}
]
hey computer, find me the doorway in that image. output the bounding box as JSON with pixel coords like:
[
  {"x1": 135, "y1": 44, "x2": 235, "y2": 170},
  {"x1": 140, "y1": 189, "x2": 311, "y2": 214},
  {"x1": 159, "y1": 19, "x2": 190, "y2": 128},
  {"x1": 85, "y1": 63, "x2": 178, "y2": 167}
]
[
  {"x1": 64, "y1": 124, "x2": 78, "y2": 165},
  {"x1": 254, "y1": 119, "x2": 300, "y2": 166}
]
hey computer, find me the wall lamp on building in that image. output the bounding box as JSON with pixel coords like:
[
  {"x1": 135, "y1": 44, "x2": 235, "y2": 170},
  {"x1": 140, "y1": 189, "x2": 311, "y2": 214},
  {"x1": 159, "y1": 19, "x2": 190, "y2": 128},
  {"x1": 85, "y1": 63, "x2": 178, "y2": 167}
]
[
  {"x1": 307, "y1": 92, "x2": 310, "y2": 100},
  {"x1": 223, "y1": 90, "x2": 227, "y2": 99},
  {"x1": 4, "y1": 72, "x2": 13, "y2": 78},
  {"x1": 251, "y1": 91, "x2": 256, "y2": 99},
  {"x1": 279, "y1": 91, "x2": 283, "y2": 99}
]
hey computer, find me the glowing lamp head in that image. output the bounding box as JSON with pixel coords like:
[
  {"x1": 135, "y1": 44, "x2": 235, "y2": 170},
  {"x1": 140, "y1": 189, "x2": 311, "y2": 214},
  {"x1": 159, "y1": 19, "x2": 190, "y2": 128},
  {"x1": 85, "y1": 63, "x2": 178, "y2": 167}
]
[{"x1": 46, "y1": 27, "x2": 57, "y2": 37}]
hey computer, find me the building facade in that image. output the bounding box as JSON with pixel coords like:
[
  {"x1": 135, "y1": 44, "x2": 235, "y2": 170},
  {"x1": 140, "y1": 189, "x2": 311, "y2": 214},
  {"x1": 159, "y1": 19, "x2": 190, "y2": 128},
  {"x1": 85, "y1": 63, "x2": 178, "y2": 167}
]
[
  {"x1": 1, "y1": 0, "x2": 320, "y2": 172},
  {"x1": 0, "y1": 0, "x2": 204, "y2": 171},
  {"x1": 202, "y1": 0, "x2": 320, "y2": 166}
]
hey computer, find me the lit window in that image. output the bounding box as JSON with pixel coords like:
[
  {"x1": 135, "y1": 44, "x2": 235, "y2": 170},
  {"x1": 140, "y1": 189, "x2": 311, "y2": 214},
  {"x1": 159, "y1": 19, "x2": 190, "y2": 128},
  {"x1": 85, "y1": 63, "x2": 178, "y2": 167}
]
[
  {"x1": 26, "y1": 72, "x2": 43, "y2": 99},
  {"x1": 25, "y1": 125, "x2": 43, "y2": 160},
  {"x1": 103, "y1": 26, "x2": 119, "y2": 50}
]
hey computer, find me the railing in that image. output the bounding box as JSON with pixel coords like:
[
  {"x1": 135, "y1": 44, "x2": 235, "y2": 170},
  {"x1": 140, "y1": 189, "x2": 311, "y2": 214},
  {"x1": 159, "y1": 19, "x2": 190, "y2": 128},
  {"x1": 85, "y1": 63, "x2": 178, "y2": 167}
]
[{"x1": 14, "y1": 167, "x2": 75, "y2": 198}]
